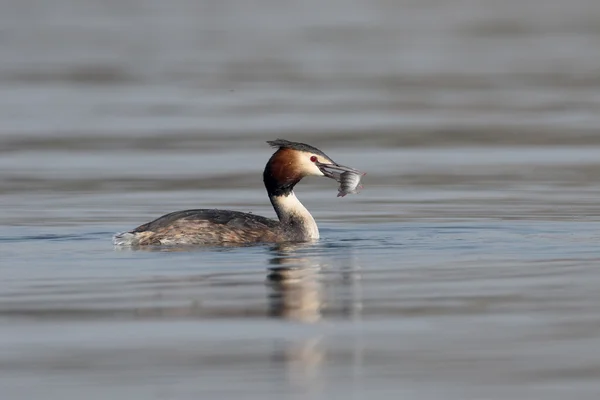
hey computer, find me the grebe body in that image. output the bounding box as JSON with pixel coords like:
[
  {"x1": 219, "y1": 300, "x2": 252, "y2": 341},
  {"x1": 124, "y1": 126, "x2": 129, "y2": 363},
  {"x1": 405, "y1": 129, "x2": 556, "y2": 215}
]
[{"x1": 113, "y1": 139, "x2": 361, "y2": 246}]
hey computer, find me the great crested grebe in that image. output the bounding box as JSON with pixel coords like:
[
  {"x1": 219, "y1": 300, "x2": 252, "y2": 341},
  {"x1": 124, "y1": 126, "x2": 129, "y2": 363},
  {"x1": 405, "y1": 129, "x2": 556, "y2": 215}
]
[{"x1": 113, "y1": 139, "x2": 363, "y2": 246}]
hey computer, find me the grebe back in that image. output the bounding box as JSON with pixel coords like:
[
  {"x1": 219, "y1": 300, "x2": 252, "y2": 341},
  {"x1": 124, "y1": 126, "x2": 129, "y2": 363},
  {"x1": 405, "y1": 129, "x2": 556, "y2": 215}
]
[{"x1": 113, "y1": 139, "x2": 362, "y2": 246}]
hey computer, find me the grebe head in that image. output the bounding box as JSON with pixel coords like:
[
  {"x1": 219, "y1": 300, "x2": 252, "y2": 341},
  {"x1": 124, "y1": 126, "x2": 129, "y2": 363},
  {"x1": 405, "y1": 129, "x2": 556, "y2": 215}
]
[{"x1": 264, "y1": 139, "x2": 359, "y2": 196}]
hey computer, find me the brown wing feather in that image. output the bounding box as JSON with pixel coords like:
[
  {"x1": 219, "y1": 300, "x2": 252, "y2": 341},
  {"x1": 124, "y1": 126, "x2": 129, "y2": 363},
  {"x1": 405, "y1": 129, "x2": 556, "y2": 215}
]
[{"x1": 131, "y1": 209, "x2": 282, "y2": 245}]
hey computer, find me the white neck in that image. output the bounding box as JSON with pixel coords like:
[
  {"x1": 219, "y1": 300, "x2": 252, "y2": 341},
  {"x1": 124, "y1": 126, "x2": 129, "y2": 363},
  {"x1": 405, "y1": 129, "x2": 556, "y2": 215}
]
[{"x1": 270, "y1": 191, "x2": 319, "y2": 240}]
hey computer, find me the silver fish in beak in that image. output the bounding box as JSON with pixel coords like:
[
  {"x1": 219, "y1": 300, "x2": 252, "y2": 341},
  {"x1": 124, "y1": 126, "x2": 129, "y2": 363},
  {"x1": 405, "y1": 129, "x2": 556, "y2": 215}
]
[
  {"x1": 316, "y1": 162, "x2": 365, "y2": 197},
  {"x1": 337, "y1": 171, "x2": 365, "y2": 197}
]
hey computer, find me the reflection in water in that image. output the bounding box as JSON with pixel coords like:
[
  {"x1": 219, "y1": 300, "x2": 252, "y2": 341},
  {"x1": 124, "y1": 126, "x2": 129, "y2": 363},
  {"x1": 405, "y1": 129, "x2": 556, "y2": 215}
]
[
  {"x1": 61, "y1": 241, "x2": 366, "y2": 396},
  {"x1": 265, "y1": 243, "x2": 365, "y2": 321},
  {"x1": 266, "y1": 243, "x2": 324, "y2": 323},
  {"x1": 108, "y1": 241, "x2": 363, "y2": 324},
  {"x1": 266, "y1": 243, "x2": 325, "y2": 394},
  {"x1": 265, "y1": 243, "x2": 364, "y2": 395}
]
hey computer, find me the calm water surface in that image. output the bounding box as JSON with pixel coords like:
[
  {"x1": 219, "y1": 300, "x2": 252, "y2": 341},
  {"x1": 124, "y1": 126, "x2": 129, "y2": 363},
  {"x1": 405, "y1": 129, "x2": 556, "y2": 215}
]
[{"x1": 2, "y1": 1, "x2": 600, "y2": 399}]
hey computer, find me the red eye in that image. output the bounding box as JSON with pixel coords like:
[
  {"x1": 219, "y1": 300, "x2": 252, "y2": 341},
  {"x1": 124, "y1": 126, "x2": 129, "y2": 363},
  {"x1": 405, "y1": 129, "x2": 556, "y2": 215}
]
[{"x1": 310, "y1": 156, "x2": 318, "y2": 162}]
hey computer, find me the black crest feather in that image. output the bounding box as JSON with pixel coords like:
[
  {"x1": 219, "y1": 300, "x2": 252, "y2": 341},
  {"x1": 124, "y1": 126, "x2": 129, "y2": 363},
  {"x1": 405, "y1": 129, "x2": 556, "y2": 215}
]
[{"x1": 267, "y1": 139, "x2": 330, "y2": 159}]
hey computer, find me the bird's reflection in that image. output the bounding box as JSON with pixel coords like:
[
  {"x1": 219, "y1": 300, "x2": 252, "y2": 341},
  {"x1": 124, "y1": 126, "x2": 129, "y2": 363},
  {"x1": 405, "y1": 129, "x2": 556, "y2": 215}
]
[
  {"x1": 114, "y1": 240, "x2": 365, "y2": 394},
  {"x1": 265, "y1": 243, "x2": 326, "y2": 393},
  {"x1": 266, "y1": 242, "x2": 324, "y2": 323},
  {"x1": 264, "y1": 242, "x2": 365, "y2": 394},
  {"x1": 265, "y1": 241, "x2": 364, "y2": 322}
]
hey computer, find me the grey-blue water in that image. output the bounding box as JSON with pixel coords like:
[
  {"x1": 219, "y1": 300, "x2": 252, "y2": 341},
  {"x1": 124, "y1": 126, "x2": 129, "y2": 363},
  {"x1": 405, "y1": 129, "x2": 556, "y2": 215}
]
[{"x1": 2, "y1": 1, "x2": 600, "y2": 399}]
